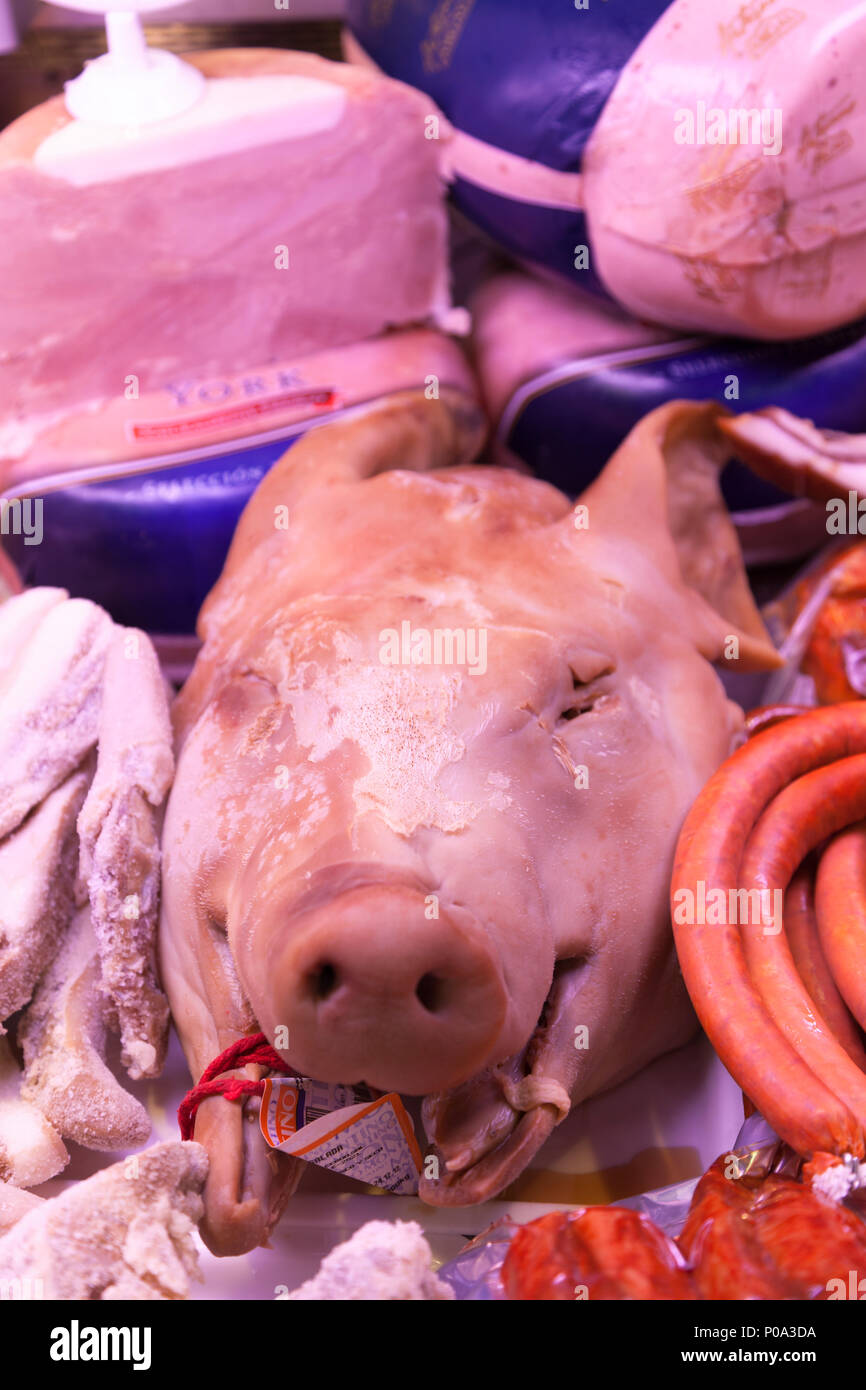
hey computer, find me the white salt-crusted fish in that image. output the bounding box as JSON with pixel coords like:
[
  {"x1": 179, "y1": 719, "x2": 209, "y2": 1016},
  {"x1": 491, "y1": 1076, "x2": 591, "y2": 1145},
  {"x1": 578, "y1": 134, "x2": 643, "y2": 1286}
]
[
  {"x1": 78, "y1": 627, "x2": 174, "y2": 1080},
  {"x1": 0, "y1": 597, "x2": 111, "y2": 840},
  {"x1": 0, "y1": 766, "x2": 90, "y2": 1021},
  {"x1": 0, "y1": 586, "x2": 66, "y2": 684},
  {"x1": 284, "y1": 1221, "x2": 454, "y2": 1301},
  {"x1": 0, "y1": 1141, "x2": 207, "y2": 1299},
  {"x1": 20, "y1": 905, "x2": 151, "y2": 1151},
  {"x1": 0, "y1": 1181, "x2": 44, "y2": 1236},
  {"x1": 0, "y1": 1036, "x2": 67, "y2": 1187}
]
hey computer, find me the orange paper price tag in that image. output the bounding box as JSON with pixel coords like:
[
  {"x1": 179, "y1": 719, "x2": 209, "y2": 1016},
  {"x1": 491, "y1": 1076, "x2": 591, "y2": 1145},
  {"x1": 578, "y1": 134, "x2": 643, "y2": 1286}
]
[{"x1": 260, "y1": 1077, "x2": 423, "y2": 1195}]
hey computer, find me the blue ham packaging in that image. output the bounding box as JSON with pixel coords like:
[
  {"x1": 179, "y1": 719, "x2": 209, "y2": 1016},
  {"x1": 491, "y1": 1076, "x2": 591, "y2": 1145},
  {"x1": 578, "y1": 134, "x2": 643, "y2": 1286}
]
[
  {"x1": 345, "y1": 0, "x2": 667, "y2": 293},
  {"x1": 1, "y1": 330, "x2": 484, "y2": 661},
  {"x1": 471, "y1": 272, "x2": 866, "y2": 565}
]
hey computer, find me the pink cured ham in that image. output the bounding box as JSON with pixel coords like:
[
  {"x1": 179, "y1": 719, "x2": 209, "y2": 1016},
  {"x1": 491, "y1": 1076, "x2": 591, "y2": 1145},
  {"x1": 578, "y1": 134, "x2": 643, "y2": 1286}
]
[
  {"x1": 346, "y1": 0, "x2": 866, "y2": 341},
  {"x1": 0, "y1": 50, "x2": 452, "y2": 435},
  {"x1": 583, "y1": 0, "x2": 866, "y2": 340},
  {"x1": 0, "y1": 329, "x2": 481, "y2": 643}
]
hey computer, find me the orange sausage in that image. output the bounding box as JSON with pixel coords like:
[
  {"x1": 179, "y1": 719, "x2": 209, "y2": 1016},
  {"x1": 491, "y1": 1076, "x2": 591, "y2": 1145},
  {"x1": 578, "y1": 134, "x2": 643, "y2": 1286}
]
[
  {"x1": 816, "y1": 823, "x2": 866, "y2": 1032},
  {"x1": 786, "y1": 864, "x2": 866, "y2": 1068},
  {"x1": 737, "y1": 758, "x2": 866, "y2": 1132},
  {"x1": 750, "y1": 1176, "x2": 866, "y2": 1299},
  {"x1": 672, "y1": 704, "x2": 866, "y2": 1159},
  {"x1": 680, "y1": 1158, "x2": 866, "y2": 1300},
  {"x1": 678, "y1": 1159, "x2": 803, "y2": 1300},
  {"x1": 745, "y1": 704, "x2": 813, "y2": 738},
  {"x1": 502, "y1": 1207, "x2": 697, "y2": 1301}
]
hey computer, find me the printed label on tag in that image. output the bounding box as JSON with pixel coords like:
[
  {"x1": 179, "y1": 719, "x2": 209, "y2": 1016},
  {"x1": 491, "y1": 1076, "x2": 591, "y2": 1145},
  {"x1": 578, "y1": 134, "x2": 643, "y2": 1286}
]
[
  {"x1": 129, "y1": 387, "x2": 336, "y2": 442},
  {"x1": 260, "y1": 1076, "x2": 423, "y2": 1195},
  {"x1": 7, "y1": 328, "x2": 478, "y2": 483}
]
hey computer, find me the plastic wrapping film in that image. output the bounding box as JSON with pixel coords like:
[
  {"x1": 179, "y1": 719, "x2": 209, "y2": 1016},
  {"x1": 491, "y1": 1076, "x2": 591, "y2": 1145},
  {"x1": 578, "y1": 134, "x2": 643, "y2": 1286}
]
[
  {"x1": 434, "y1": 1114, "x2": 843, "y2": 1300},
  {"x1": 345, "y1": 0, "x2": 668, "y2": 292},
  {"x1": 725, "y1": 535, "x2": 866, "y2": 712},
  {"x1": 760, "y1": 539, "x2": 866, "y2": 707}
]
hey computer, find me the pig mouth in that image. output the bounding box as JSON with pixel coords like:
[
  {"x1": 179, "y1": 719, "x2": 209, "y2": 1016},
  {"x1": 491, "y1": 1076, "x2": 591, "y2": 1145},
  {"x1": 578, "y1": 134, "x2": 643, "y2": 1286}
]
[{"x1": 418, "y1": 957, "x2": 584, "y2": 1206}]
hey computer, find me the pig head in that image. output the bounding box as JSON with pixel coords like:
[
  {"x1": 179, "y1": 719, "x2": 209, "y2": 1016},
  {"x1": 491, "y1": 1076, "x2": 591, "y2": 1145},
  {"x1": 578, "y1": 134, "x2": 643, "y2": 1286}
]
[{"x1": 160, "y1": 389, "x2": 778, "y2": 1249}]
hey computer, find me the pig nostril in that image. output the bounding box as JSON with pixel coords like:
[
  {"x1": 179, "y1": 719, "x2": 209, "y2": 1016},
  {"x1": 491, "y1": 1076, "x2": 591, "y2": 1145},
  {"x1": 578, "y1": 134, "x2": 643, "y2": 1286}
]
[
  {"x1": 309, "y1": 961, "x2": 339, "y2": 1001},
  {"x1": 415, "y1": 972, "x2": 446, "y2": 1013}
]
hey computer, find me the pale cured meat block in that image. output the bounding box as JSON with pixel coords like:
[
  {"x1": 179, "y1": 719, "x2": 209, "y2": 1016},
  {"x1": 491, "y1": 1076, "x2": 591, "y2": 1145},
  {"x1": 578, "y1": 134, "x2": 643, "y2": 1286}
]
[
  {"x1": 470, "y1": 271, "x2": 672, "y2": 446},
  {"x1": 0, "y1": 50, "x2": 452, "y2": 435},
  {"x1": 0, "y1": 331, "x2": 482, "y2": 643},
  {"x1": 469, "y1": 270, "x2": 866, "y2": 563}
]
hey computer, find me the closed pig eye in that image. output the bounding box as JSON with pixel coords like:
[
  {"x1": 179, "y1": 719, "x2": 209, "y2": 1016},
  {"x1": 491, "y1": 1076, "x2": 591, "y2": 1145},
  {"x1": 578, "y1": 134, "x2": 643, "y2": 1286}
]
[{"x1": 558, "y1": 665, "x2": 616, "y2": 724}]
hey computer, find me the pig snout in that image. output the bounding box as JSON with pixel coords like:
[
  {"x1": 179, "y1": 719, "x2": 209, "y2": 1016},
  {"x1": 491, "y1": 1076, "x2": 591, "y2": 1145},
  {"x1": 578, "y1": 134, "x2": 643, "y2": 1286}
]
[{"x1": 255, "y1": 885, "x2": 509, "y2": 1095}]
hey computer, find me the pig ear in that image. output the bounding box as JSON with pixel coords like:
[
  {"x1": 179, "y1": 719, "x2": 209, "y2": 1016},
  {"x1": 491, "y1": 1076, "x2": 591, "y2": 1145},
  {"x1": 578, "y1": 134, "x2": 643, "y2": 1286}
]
[
  {"x1": 201, "y1": 390, "x2": 484, "y2": 632},
  {"x1": 572, "y1": 401, "x2": 781, "y2": 671},
  {"x1": 224, "y1": 391, "x2": 482, "y2": 567}
]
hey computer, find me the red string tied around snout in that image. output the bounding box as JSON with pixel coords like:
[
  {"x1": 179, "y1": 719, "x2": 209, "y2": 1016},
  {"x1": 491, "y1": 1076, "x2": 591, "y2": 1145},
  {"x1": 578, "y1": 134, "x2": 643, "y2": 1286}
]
[{"x1": 177, "y1": 1031, "x2": 295, "y2": 1141}]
